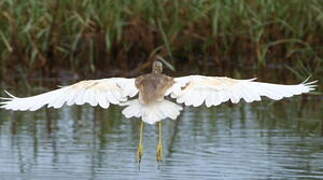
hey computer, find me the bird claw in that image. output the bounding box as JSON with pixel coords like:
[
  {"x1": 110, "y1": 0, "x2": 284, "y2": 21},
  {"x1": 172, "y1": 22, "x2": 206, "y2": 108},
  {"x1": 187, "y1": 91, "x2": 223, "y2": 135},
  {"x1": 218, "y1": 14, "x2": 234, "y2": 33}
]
[
  {"x1": 137, "y1": 144, "x2": 144, "y2": 163},
  {"x1": 156, "y1": 143, "x2": 163, "y2": 162}
]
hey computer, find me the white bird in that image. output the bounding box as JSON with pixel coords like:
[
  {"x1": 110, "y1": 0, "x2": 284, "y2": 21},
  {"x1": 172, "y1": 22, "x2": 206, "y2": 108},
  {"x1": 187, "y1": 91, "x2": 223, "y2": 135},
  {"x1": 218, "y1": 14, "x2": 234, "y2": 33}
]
[{"x1": 0, "y1": 61, "x2": 317, "y2": 162}]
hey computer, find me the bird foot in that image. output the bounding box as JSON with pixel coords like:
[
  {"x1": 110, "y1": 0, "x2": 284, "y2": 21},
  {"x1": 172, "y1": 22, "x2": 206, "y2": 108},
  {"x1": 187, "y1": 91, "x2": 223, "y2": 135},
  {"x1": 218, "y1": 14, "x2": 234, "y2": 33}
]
[
  {"x1": 137, "y1": 144, "x2": 144, "y2": 163},
  {"x1": 156, "y1": 143, "x2": 163, "y2": 162}
]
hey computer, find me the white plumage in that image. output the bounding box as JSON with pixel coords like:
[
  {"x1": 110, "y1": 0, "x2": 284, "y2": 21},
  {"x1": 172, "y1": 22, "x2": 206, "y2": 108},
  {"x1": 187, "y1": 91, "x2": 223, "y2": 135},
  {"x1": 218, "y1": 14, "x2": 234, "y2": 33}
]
[
  {"x1": 167, "y1": 75, "x2": 317, "y2": 107},
  {"x1": 0, "y1": 75, "x2": 317, "y2": 124},
  {"x1": 122, "y1": 99, "x2": 183, "y2": 124},
  {"x1": 0, "y1": 78, "x2": 138, "y2": 111}
]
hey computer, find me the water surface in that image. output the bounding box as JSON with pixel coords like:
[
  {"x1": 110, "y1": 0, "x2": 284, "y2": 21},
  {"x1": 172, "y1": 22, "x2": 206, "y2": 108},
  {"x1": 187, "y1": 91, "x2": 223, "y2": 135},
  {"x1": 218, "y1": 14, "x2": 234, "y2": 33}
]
[{"x1": 0, "y1": 88, "x2": 322, "y2": 180}]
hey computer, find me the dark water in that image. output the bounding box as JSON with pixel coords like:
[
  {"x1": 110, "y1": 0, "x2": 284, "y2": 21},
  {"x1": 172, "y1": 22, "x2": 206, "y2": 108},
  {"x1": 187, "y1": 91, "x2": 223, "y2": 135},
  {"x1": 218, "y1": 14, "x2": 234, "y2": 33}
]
[{"x1": 0, "y1": 89, "x2": 322, "y2": 179}]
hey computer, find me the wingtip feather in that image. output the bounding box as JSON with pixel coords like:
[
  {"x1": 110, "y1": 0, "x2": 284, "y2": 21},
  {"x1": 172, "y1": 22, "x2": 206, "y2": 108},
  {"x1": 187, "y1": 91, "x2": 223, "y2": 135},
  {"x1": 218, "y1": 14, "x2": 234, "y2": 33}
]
[
  {"x1": 302, "y1": 80, "x2": 318, "y2": 92},
  {"x1": 304, "y1": 80, "x2": 318, "y2": 85},
  {"x1": 4, "y1": 90, "x2": 17, "y2": 98},
  {"x1": 0, "y1": 97, "x2": 12, "y2": 100}
]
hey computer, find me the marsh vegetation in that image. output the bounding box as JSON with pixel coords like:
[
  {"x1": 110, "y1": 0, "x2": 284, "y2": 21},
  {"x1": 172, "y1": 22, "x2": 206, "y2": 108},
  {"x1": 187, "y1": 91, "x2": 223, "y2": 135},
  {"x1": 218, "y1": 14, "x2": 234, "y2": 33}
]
[{"x1": 0, "y1": 0, "x2": 322, "y2": 82}]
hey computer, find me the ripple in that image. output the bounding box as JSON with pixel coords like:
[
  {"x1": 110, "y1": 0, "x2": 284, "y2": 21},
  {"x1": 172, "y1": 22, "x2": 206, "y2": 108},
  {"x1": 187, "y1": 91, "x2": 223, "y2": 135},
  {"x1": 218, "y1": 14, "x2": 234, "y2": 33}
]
[{"x1": 0, "y1": 101, "x2": 322, "y2": 179}]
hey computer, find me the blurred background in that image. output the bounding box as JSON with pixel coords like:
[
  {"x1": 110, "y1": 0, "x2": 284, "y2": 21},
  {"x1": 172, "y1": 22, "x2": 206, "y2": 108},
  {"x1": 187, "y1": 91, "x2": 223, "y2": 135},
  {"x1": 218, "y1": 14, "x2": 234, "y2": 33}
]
[
  {"x1": 0, "y1": 0, "x2": 322, "y2": 83},
  {"x1": 0, "y1": 0, "x2": 322, "y2": 179}
]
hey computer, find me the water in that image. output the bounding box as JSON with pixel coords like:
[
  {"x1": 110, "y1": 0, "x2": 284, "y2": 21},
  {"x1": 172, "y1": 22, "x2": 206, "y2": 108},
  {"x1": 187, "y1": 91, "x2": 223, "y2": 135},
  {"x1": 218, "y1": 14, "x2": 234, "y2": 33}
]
[{"x1": 0, "y1": 89, "x2": 322, "y2": 180}]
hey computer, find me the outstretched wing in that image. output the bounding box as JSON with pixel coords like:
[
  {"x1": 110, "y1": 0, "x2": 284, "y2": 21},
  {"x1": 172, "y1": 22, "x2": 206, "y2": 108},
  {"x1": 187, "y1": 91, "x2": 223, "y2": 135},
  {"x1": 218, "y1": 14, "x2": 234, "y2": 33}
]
[
  {"x1": 166, "y1": 75, "x2": 317, "y2": 107},
  {"x1": 0, "y1": 78, "x2": 138, "y2": 111}
]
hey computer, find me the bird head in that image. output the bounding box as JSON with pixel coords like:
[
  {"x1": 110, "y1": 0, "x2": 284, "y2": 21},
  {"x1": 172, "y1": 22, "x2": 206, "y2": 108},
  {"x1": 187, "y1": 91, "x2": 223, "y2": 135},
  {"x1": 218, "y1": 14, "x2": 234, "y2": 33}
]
[{"x1": 152, "y1": 61, "x2": 163, "y2": 74}]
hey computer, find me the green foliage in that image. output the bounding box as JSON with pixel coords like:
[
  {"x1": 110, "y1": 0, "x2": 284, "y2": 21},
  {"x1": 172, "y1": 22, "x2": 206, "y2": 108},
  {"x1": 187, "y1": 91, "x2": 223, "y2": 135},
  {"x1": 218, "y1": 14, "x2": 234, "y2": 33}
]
[{"x1": 0, "y1": 0, "x2": 322, "y2": 78}]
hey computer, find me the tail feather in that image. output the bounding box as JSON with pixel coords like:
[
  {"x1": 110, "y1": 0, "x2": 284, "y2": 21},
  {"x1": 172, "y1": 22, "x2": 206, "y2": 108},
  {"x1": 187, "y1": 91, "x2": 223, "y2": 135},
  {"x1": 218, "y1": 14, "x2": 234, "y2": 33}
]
[{"x1": 122, "y1": 99, "x2": 183, "y2": 124}]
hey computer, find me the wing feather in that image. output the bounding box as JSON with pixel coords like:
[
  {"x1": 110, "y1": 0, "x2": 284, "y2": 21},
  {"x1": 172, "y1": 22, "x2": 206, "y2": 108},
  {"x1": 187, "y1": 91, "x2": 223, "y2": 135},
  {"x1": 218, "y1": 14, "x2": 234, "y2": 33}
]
[
  {"x1": 168, "y1": 75, "x2": 316, "y2": 107},
  {"x1": 0, "y1": 78, "x2": 138, "y2": 111}
]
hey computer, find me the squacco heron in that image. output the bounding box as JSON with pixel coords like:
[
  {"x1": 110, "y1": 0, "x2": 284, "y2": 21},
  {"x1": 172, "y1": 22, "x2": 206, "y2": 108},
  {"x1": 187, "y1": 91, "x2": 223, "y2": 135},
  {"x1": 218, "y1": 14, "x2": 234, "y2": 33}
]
[{"x1": 0, "y1": 61, "x2": 317, "y2": 163}]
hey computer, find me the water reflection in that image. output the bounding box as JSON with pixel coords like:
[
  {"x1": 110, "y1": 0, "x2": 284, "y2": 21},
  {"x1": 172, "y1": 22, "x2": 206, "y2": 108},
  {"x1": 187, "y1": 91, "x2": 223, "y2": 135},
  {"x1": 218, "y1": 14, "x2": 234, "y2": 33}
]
[{"x1": 0, "y1": 92, "x2": 322, "y2": 179}]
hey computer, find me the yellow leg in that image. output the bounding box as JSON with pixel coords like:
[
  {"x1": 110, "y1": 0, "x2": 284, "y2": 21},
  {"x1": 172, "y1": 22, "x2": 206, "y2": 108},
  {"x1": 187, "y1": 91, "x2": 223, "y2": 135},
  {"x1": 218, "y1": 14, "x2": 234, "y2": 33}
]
[
  {"x1": 137, "y1": 120, "x2": 144, "y2": 163},
  {"x1": 156, "y1": 121, "x2": 163, "y2": 161}
]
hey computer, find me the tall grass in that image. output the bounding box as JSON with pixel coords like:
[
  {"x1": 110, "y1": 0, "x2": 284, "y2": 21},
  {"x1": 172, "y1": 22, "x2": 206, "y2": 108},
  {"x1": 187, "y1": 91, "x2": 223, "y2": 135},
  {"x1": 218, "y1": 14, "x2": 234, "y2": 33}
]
[{"x1": 0, "y1": 0, "x2": 322, "y2": 80}]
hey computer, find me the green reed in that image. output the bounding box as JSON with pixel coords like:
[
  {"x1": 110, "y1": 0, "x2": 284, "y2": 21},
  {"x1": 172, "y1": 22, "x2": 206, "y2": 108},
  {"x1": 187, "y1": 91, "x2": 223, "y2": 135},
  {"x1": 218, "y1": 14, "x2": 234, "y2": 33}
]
[{"x1": 0, "y1": 0, "x2": 322, "y2": 80}]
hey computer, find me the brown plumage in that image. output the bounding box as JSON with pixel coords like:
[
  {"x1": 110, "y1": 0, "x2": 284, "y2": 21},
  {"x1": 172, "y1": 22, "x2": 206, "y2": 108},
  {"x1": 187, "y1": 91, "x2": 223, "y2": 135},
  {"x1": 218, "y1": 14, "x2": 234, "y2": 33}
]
[{"x1": 135, "y1": 61, "x2": 174, "y2": 104}]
